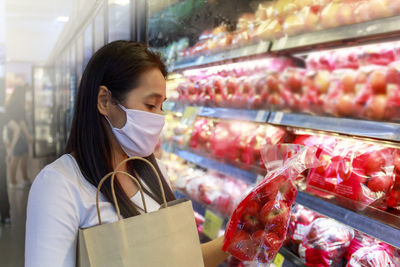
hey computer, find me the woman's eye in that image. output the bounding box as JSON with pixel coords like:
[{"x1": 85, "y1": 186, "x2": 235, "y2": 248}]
[{"x1": 146, "y1": 104, "x2": 156, "y2": 110}]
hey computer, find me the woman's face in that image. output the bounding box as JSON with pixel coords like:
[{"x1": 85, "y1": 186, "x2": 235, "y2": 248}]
[{"x1": 105, "y1": 68, "x2": 166, "y2": 129}]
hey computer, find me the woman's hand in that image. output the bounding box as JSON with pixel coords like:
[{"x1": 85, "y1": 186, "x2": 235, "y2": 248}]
[{"x1": 200, "y1": 217, "x2": 232, "y2": 267}]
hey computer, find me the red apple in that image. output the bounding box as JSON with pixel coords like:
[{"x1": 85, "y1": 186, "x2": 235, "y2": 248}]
[
  {"x1": 242, "y1": 212, "x2": 262, "y2": 233},
  {"x1": 387, "y1": 188, "x2": 400, "y2": 207},
  {"x1": 260, "y1": 175, "x2": 297, "y2": 204},
  {"x1": 367, "y1": 174, "x2": 394, "y2": 193},
  {"x1": 227, "y1": 230, "x2": 257, "y2": 261},
  {"x1": 369, "y1": 70, "x2": 387, "y2": 94},
  {"x1": 342, "y1": 72, "x2": 357, "y2": 94},
  {"x1": 337, "y1": 94, "x2": 361, "y2": 117},
  {"x1": 245, "y1": 199, "x2": 262, "y2": 215},
  {"x1": 394, "y1": 151, "x2": 400, "y2": 174},
  {"x1": 365, "y1": 150, "x2": 387, "y2": 175},
  {"x1": 287, "y1": 70, "x2": 304, "y2": 93},
  {"x1": 260, "y1": 200, "x2": 290, "y2": 238},
  {"x1": 267, "y1": 74, "x2": 281, "y2": 92},
  {"x1": 364, "y1": 95, "x2": 387, "y2": 120},
  {"x1": 251, "y1": 230, "x2": 282, "y2": 259}
]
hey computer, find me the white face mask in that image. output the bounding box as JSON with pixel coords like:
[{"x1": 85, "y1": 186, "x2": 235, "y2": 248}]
[{"x1": 106, "y1": 104, "x2": 165, "y2": 157}]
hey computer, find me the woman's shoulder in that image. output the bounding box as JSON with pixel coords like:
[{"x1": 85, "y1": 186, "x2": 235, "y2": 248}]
[{"x1": 32, "y1": 154, "x2": 93, "y2": 196}]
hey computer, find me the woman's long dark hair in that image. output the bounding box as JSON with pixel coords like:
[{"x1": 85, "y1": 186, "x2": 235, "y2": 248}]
[{"x1": 66, "y1": 41, "x2": 175, "y2": 218}]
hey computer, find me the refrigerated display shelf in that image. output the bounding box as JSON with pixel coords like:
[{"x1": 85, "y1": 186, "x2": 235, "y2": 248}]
[
  {"x1": 198, "y1": 107, "x2": 269, "y2": 123},
  {"x1": 169, "y1": 41, "x2": 271, "y2": 71},
  {"x1": 174, "y1": 190, "x2": 207, "y2": 217},
  {"x1": 296, "y1": 191, "x2": 400, "y2": 249},
  {"x1": 167, "y1": 104, "x2": 400, "y2": 142},
  {"x1": 172, "y1": 148, "x2": 261, "y2": 185},
  {"x1": 278, "y1": 247, "x2": 306, "y2": 267},
  {"x1": 166, "y1": 103, "x2": 270, "y2": 122},
  {"x1": 271, "y1": 15, "x2": 400, "y2": 52},
  {"x1": 269, "y1": 111, "x2": 400, "y2": 143}
]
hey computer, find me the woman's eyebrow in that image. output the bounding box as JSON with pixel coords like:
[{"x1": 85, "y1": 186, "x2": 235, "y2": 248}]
[{"x1": 144, "y1": 93, "x2": 167, "y2": 101}]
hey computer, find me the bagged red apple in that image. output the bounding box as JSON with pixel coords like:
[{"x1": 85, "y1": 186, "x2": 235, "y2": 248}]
[
  {"x1": 286, "y1": 204, "x2": 321, "y2": 254},
  {"x1": 223, "y1": 144, "x2": 320, "y2": 264},
  {"x1": 347, "y1": 243, "x2": 398, "y2": 267},
  {"x1": 299, "y1": 218, "x2": 354, "y2": 267}
]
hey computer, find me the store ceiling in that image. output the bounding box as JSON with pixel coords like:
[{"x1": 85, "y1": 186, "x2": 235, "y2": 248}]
[{"x1": 5, "y1": 0, "x2": 73, "y2": 64}]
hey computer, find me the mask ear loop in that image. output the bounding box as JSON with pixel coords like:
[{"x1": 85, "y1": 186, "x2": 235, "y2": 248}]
[{"x1": 104, "y1": 89, "x2": 127, "y2": 123}]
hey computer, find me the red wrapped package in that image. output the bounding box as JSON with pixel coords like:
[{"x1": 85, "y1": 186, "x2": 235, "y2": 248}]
[
  {"x1": 299, "y1": 218, "x2": 354, "y2": 267},
  {"x1": 347, "y1": 243, "x2": 397, "y2": 267},
  {"x1": 344, "y1": 231, "x2": 375, "y2": 261},
  {"x1": 287, "y1": 204, "x2": 321, "y2": 253},
  {"x1": 303, "y1": 135, "x2": 396, "y2": 210},
  {"x1": 189, "y1": 118, "x2": 213, "y2": 152},
  {"x1": 223, "y1": 144, "x2": 320, "y2": 264}
]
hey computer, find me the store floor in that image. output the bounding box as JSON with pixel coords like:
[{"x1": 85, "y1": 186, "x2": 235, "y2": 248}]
[
  {"x1": 0, "y1": 155, "x2": 51, "y2": 267},
  {"x1": 0, "y1": 187, "x2": 29, "y2": 267}
]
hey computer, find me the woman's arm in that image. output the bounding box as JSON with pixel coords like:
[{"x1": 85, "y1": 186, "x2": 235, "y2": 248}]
[
  {"x1": 26, "y1": 168, "x2": 80, "y2": 267},
  {"x1": 201, "y1": 236, "x2": 229, "y2": 267}
]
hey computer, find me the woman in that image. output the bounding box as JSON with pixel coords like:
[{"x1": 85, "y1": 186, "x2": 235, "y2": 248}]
[
  {"x1": 25, "y1": 41, "x2": 228, "y2": 267},
  {"x1": 4, "y1": 85, "x2": 32, "y2": 188}
]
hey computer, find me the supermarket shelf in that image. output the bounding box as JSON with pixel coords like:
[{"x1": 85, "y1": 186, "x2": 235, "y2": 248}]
[
  {"x1": 279, "y1": 247, "x2": 306, "y2": 267},
  {"x1": 269, "y1": 111, "x2": 400, "y2": 142},
  {"x1": 272, "y1": 15, "x2": 400, "y2": 52},
  {"x1": 174, "y1": 190, "x2": 229, "y2": 222},
  {"x1": 198, "y1": 107, "x2": 270, "y2": 122},
  {"x1": 173, "y1": 148, "x2": 261, "y2": 185},
  {"x1": 170, "y1": 41, "x2": 271, "y2": 71},
  {"x1": 167, "y1": 104, "x2": 400, "y2": 142},
  {"x1": 166, "y1": 103, "x2": 270, "y2": 122},
  {"x1": 296, "y1": 191, "x2": 400, "y2": 249}
]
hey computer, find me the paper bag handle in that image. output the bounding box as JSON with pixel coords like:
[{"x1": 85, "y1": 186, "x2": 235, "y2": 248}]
[
  {"x1": 96, "y1": 156, "x2": 168, "y2": 224},
  {"x1": 96, "y1": 171, "x2": 146, "y2": 225}
]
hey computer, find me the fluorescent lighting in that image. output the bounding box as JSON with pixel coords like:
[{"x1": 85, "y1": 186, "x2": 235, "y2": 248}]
[
  {"x1": 56, "y1": 16, "x2": 69, "y2": 23},
  {"x1": 111, "y1": 0, "x2": 130, "y2": 6}
]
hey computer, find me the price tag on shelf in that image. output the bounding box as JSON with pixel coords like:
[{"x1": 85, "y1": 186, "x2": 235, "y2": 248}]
[
  {"x1": 273, "y1": 253, "x2": 285, "y2": 267},
  {"x1": 181, "y1": 106, "x2": 199, "y2": 126},
  {"x1": 271, "y1": 112, "x2": 284, "y2": 125},
  {"x1": 255, "y1": 110, "x2": 267, "y2": 122},
  {"x1": 203, "y1": 210, "x2": 224, "y2": 240}
]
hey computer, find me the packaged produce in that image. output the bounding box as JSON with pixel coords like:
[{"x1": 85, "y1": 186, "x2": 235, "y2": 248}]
[
  {"x1": 303, "y1": 135, "x2": 397, "y2": 210},
  {"x1": 223, "y1": 144, "x2": 320, "y2": 264},
  {"x1": 299, "y1": 218, "x2": 355, "y2": 267},
  {"x1": 347, "y1": 243, "x2": 397, "y2": 267},
  {"x1": 286, "y1": 204, "x2": 321, "y2": 253},
  {"x1": 344, "y1": 231, "x2": 375, "y2": 261}
]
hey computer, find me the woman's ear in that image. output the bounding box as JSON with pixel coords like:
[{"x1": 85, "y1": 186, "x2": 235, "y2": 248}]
[{"x1": 97, "y1": 86, "x2": 112, "y2": 116}]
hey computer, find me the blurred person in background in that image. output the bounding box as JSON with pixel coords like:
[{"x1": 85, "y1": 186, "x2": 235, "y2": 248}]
[
  {"x1": 3, "y1": 84, "x2": 33, "y2": 188},
  {"x1": 0, "y1": 106, "x2": 10, "y2": 224}
]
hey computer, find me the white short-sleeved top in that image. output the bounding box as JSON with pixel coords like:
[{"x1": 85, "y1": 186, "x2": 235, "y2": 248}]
[{"x1": 25, "y1": 154, "x2": 169, "y2": 267}]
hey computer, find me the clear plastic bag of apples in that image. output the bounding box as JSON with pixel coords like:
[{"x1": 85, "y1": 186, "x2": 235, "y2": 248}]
[{"x1": 223, "y1": 144, "x2": 320, "y2": 265}]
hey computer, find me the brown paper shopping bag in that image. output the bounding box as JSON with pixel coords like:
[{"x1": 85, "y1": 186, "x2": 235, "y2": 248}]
[{"x1": 77, "y1": 157, "x2": 204, "y2": 267}]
